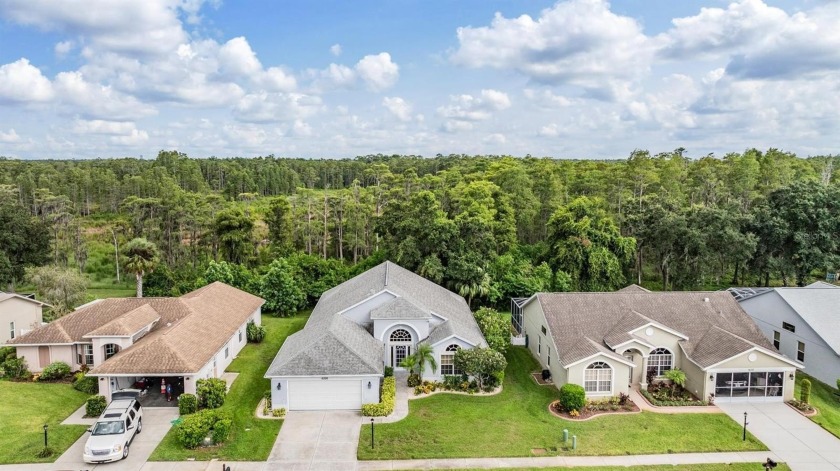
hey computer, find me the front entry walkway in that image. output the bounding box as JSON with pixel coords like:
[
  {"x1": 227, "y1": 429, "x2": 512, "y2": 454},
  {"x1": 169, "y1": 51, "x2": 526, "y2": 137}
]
[
  {"x1": 718, "y1": 402, "x2": 840, "y2": 471},
  {"x1": 267, "y1": 411, "x2": 360, "y2": 470}
]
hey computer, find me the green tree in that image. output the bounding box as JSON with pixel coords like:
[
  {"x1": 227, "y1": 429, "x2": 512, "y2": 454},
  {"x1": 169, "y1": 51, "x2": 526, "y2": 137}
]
[
  {"x1": 473, "y1": 307, "x2": 510, "y2": 354},
  {"x1": 260, "y1": 259, "x2": 306, "y2": 316},
  {"x1": 546, "y1": 197, "x2": 636, "y2": 291},
  {"x1": 24, "y1": 265, "x2": 87, "y2": 317},
  {"x1": 213, "y1": 207, "x2": 255, "y2": 264},
  {"x1": 123, "y1": 237, "x2": 160, "y2": 298},
  {"x1": 265, "y1": 196, "x2": 294, "y2": 255},
  {"x1": 408, "y1": 343, "x2": 437, "y2": 382},
  {"x1": 0, "y1": 202, "x2": 50, "y2": 288},
  {"x1": 453, "y1": 347, "x2": 506, "y2": 390}
]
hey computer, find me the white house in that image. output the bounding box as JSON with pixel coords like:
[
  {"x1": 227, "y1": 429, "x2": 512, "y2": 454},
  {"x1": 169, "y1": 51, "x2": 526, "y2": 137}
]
[
  {"x1": 733, "y1": 282, "x2": 840, "y2": 387},
  {"x1": 0, "y1": 292, "x2": 49, "y2": 344},
  {"x1": 8, "y1": 282, "x2": 263, "y2": 403},
  {"x1": 265, "y1": 261, "x2": 487, "y2": 411}
]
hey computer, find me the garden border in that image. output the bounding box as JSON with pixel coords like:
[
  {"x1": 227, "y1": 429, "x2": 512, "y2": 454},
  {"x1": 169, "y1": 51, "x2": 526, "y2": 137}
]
[{"x1": 548, "y1": 399, "x2": 641, "y2": 421}]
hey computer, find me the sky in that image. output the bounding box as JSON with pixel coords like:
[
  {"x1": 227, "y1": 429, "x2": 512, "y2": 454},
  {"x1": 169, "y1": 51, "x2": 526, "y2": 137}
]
[{"x1": 0, "y1": 0, "x2": 837, "y2": 160}]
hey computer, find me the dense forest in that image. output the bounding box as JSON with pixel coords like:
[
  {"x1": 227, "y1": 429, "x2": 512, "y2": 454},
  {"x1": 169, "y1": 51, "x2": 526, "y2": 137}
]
[{"x1": 1, "y1": 149, "x2": 839, "y2": 313}]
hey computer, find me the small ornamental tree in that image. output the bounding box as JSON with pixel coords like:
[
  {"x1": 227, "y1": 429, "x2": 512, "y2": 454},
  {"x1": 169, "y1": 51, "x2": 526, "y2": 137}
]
[
  {"x1": 664, "y1": 368, "x2": 687, "y2": 398},
  {"x1": 473, "y1": 307, "x2": 511, "y2": 354},
  {"x1": 260, "y1": 259, "x2": 306, "y2": 316},
  {"x1": 559, "y1": 383, "x2": 586, "y2": 412},
  {"x1": 453, "y1": 347, "x2": 506, "y2": 390},
  {"x1": 196, "y1": 378, "x2": 227, "y2": 409},
  {"x1": 800, "y1": 378, "x2": 812, "y2": 404},
  {"x1": 246, "y1": 321, "x2": 266, "y2": 343}
]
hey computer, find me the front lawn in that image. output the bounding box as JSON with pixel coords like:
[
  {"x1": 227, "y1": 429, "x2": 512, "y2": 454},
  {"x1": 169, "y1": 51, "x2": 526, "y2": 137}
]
[
  {"x1": 149, "y1": 313, "x2": 308, "y2": 461},
  {"x1": 416, "y1": 465, "x2": 790, "y2": 471},
  {"x1": 0, "y1": 381, "x2": 89, "y2": 464},
  {"x1": 795, "y1": 372, "x2": 840, "y2": 438},
  {"x1": 359, "y1": 347, "x2": 766, "y2": 459}
]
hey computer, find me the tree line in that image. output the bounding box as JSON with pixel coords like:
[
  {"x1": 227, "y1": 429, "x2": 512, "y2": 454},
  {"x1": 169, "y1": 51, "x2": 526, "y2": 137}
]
[{"x1": 1, "y1": 148, "x2": 838, "y2": 313}]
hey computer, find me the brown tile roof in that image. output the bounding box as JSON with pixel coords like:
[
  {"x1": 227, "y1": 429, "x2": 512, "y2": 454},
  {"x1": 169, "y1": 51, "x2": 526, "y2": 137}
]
[
  {"x1": 84, "y1": 304, "x2": 161, "y2": 337},
  {"x1": 90, "y1": 282, "x2": 264, "y2": 375},
  {"x1": 535, "y1": 290, "x2": 782, "y2": 369}
]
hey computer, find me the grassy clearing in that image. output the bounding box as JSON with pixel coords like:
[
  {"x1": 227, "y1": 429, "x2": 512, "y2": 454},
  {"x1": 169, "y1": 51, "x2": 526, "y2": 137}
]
[
  {"x1": 407, "y1": 465, "x2": 790, "y2": 471},
  {"x1": 359, "y1": 347, "x2": 766, "y2": 460},
  {"x1": 149, "y1": 313, "x2": 308, "y2": 461},
  {"x1": 795, "y1": 372, "x2": 840, "y2": 438},
  {"x1": 0, "y1": 381, "x2": 89, "y2": 464}
]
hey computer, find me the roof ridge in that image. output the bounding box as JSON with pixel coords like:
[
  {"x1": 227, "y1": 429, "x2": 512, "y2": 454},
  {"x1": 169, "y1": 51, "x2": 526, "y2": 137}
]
[{"x1": 330, "y1": 317, "x2": 383, "y2": 372}]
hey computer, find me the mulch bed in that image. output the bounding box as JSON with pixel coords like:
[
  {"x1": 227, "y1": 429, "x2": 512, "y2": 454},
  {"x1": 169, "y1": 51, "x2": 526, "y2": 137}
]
[
  {"x1": 531, "y1": 372, "x2": 554, "y2": 386},
  {"x1": 549, "y1": 399, "x2": 640, "y2": 421},
  {"x1": 786, "y1": 401, "x2": 818, "y2": 417}
]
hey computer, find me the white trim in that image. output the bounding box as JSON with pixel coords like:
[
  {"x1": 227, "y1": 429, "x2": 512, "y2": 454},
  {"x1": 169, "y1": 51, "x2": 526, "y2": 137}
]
[
  {"x1": 430, "y1": 311, "x2": 448, "y2": 321},
  {"x1": 428, "y1": 334, "x2": 476, "y2": 348},
  {"x1": 610, "y1": 337, "x2": 655, "y2": 351},
  {"x1": 379, "y1": 322, "x2": 421, "y2": 342},
  {"x1": 9, "y1": 342, "x2": 75, "y2": 347},
  {"x1": 519, "y1": 293, "x2": 540, "y2": 308},
  {"x1": 565, "y1": 351, "x2": 635, "y2": 369},
  {"x1": 702, "y1": 346, "x2": 803, "y2": 370},
  {"x1": 581, "y1": 361, "x2": 614, "y2": 395},
  {"x1": 270, "y1": 374, "x2": 385, "y2": 379},
  {"x1": 337, "y1": 289, "x2": 396, "y2": 317},
  {"x1": 93, "y1": 372, "x2": 195, "y2": 377},
  {"x1": 0, "y1": 293, "x2": 51, "y2": 307},
  {"x1": 630, "y1": 322, "x2": 689, "y2": 340}
]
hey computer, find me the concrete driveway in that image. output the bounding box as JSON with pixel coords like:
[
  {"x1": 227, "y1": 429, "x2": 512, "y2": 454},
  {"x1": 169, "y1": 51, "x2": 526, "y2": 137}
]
[
  {"x1": 267, "y1": 411, "x2": 360, "y2": 470},
  {"x1": 53, "y1": 407, "x2": 179, "y2": 471},
  {"x1": 718, "y1": 402, "x2": 840, "y2": 471}
]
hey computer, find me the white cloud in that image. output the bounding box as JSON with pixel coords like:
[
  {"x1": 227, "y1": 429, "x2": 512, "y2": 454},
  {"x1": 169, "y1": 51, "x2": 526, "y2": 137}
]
[
  {"x1": 233, "y1": 92, "x2": 323, "y2": 123},
  {"x1": 437, "y1": 89, "x2": 511, "y2": 126},
  {"x1": 451, "y1": 0, "x2": 651, "y2": 92},
  {"x1": 483, "y1": 133, "x2": 506, "y2": 145},
  {"x1": 218, "y1": 37, "x2": 262, "y2": 76},
  {"x1": 291, "y1": 119, "x2": 313, "y2": 137},
  {"x1": 538, "y1": 123, "x2": 561, "y2": 137},
  {"x1": 0, "y1": 58, "x2": 54, "y2": 103},
  {"x1": 54, "y1": 40, "x2": 74, "y2": 56},
  {"x1": 355, "y1": 52, "x2": 399, "y2": 91},
  {"x1": 110, "y1": 128, "x2": 149, "y2": 146},
  {"x1": 0, "y1": 128, "x2": 20, "y2": 143},
  {"x1": 524, "y1": 88, "x2": 572, "y2": 108},
  {"x1": 73, "y1": 119, "x2": 138, "y2": 135},
  {"x1": 54, "y1": 71, "x2": 158, "y2": 119},
  {"x1": 330, "y1": 44, "x2": 342, "y2": 57},
  {"x1": 382, "y1": 96, "x2": 413, "y2": 122}
]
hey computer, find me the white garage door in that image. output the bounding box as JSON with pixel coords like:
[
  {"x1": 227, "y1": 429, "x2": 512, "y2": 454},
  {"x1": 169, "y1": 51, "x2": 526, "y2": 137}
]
[{"x1": 288, "y1": 379, "x2": 362, "y2": 410}]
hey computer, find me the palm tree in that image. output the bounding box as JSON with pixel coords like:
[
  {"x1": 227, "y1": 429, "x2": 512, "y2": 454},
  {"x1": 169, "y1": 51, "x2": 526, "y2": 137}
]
[
  {"x1": 122, "y1": 238, "x2": 159, "y2": 298},
  {"x1": 412, "y1": 343, "x2": 438, "y2": 382}
]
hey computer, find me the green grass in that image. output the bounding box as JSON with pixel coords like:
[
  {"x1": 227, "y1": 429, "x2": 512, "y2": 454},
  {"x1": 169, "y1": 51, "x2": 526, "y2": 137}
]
[
  {"x1": 359, "y1": 347, "x2": 766, "y2": 460},
  {"x1": 408, "y1": 465, "x2": 790, "y2": 471},
  {"x1": 149, "y1": 313, "x2": 308, "y2": 461},
  {"x1": 795, "y1": 372, "x2": 840, "y2": 438},
  {"x1": 0, "y1": 381, "x2": 89, "y2": 464}
]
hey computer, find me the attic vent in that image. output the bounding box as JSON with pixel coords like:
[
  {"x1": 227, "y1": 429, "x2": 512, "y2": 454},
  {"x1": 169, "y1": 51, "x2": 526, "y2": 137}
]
[{"x1": 703, "y1": 297, "x2": 709, "y2": 303}]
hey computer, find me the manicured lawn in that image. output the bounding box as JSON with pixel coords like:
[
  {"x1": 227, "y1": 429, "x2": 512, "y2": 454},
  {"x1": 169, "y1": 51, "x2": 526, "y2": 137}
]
[
  {"x1": 359, "y1": 347, "x2": 766, "y2": 460},
  {"x1": 413, "y1": 465, "x2": 790, "y2": 471},
  {"x1": 0, "y1": 381, "x2": 89, "y2": 464},
  {"x1": 795, "y1": 372, "x2": 840, "y2": 438},
  {"x1": 149, "y1": 313, "x2": 309, "y2": 461}
]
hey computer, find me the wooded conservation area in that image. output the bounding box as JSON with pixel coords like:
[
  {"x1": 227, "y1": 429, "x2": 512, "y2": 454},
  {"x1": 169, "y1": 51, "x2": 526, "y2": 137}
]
[{"x1": 1, "y1": 149, "x2": 839, "y2": 314}]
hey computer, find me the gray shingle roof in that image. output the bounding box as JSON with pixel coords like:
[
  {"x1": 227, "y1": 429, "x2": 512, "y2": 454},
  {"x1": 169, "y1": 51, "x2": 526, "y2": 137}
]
[
  {"x1": 535, "y1": 290, "x2": 781, "y2": 369},
  {"x1": 266, "y1": 261, "x2": 486, "y2": 377}
]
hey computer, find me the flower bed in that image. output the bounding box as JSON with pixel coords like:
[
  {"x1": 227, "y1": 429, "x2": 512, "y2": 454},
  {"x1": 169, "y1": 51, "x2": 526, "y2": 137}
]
[
  {"x1": 787, "y1": 399, "x2": 817, "y2": 416},
  {"x1": 414, "y1": 375, "x2": 479, "y2": 395},
  {"x1": 643, "y1": 383, "x2": 708, "y2": 406},
  {"x1": 551, "y1": 394, "x2": 639, "y2": 420}
]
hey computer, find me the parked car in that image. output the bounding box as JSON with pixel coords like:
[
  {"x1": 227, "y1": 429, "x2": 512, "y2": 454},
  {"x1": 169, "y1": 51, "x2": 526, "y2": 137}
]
[{"x1": 82, "y1": 396, "x2": 143, "y2": 463}]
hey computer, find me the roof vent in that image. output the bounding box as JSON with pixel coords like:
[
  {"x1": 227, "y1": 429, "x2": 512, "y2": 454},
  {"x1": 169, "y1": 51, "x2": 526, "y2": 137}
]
[
  {"x1": 703, "y1": 297, "x2": 709, "y2": 303},
  {"x1": 166, "y1": 322, "x2": 172, "y2": 327}
]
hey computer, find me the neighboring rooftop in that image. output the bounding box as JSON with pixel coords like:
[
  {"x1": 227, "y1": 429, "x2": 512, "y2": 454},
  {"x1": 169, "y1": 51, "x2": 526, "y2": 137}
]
[
  {"x1": 0, "y1": 292, "x2": 51, "y2": 307},
  {"x1": 767, "y1": 287, "x2": 840, "y2": 356}
]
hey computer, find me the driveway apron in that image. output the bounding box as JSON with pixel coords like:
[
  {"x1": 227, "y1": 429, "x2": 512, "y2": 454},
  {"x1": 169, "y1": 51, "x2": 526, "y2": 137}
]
[
  {"x1": 718, "y1": 402, "x2": 840, "y2": 471},
  {"x1": 53, "y1": 407, "x2": 179, "y2": 471},
  {"x1": 267, "y1": 411, "x2": 360, "y2": 471}
]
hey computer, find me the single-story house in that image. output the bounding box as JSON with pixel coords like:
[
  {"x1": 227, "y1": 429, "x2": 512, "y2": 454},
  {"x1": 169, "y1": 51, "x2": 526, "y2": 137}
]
[
  {"x1": 517, "y1": 287, "x2": 802, "y2": 403},
  {"x1": 265, "y1": 261, "x2": 487, "y2": 411},
  {"x1": 8, "y1": 282, "x2": 263, "y2": 402},
  {"x1": 0, "y1": 292, "x2": 49, "y2": 344},
  {"x1": 732, "y1": 281, "x2": 840, "y2": 386}
]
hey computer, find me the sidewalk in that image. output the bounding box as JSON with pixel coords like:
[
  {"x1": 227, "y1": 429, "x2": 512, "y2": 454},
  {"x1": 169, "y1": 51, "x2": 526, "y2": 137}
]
[{"x1": 366, "y1": 371, "x2": 410, "y2": 425}]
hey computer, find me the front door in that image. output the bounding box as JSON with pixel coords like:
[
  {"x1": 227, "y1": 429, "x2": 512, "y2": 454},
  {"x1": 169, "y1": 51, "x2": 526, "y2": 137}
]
[
  {"x1": 38, "y1": 346, "x2": 50, "y2": 368},
  {"x1": 624, "y1": 353, "x2": 634, "y2": 382},
  {"x1": 392, "y1": 345, "x2": 411, "y2": 368}
]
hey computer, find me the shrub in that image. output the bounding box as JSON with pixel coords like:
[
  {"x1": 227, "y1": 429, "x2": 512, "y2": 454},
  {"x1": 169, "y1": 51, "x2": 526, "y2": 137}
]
[
  {"x1": 0, "y1": 346, "x2": 15, "y2": 362},
  {"x1": 272, "y1": 408, "x2": 285, "y2": 417},
  {"x1": 196, "y1": 378, "x2": 227, "y2": 409},
  {"x1": 558, "y1": 383, "x2": 586, "y2": 412},
  {"x1": 177, "y1": 409, "x2": 218, "y2": 449},
  {"x1": 407, "y1": 373, "x2": 421, "y2": 387},
  {"x1": 1, "y1": 356, "x2": 31, "y2": 380},
  {"x1": 39, "y1": 361, "x2": 71, "y2": 381},
  {"x1": 72, "y1": 373, "x2": 99, "y2": 394},
  {"x1": 211, "y1": 413, "x2": 233, "y2": 444},
  {"x1": 362, "y1": 377, "x2": 395, "y2": 417},
  {"x1": 454, "y1": 348, "x2": 507, "y2": 390},
  {"x1": 179, "y1": 393, "x2": 198, "y2": 415},
  {"x1": 473, "y1": 307, "x2": 511, "y2": 354},
  {"x1": 836, "y1": 378, "x2": 840, "y2": 393},
  {"x1": 86, "y1": 395, "x2": 107, "y2": 417},
  {"x1": 800, "y1": 378, "x2": 812, "y2": 404},
  {"x1": 246, "y1": 321, "x2": 266, "y2": 343},
  {"x1": 384, "y1": 366, "x2": 394, "y2": 377}
]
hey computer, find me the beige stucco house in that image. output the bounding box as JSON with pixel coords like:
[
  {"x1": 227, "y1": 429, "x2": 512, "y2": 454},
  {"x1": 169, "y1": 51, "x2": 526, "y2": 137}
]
[
  {"x1": 0, "y1": 292, "x2": 49, "y2": 344},
  {"x1": 514, "y1": 285, "x2": 802, "y2": 403},
  {"x1": 7, "y1": 282, "x2": 263, "y2": 402}
]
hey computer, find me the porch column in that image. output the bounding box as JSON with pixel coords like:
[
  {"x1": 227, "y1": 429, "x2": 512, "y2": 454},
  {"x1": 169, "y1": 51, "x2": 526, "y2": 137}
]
[{"x1": 640, "y1": 356, "x2": 649, "y2": 389}]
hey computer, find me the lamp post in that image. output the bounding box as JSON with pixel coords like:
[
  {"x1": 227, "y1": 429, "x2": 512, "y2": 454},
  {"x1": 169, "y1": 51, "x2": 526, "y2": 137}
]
[
  {"x1": 742, "y1": 412, "x2": 748, "y2": 441},
  {"x1": 43, "y1": 424, "x2": 48, "y2": 448},
  {"x1": 370, "y1": 418, "x2": 375, "y2": 449}
]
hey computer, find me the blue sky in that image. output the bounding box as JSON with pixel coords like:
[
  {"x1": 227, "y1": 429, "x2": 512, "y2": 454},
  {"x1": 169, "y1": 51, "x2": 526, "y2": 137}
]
[{"x1": 0, "y1": 0, "x2": 837, "y2": 159}]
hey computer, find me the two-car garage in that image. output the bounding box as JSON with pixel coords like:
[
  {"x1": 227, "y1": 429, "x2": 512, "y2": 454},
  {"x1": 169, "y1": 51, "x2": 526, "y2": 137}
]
[{"x1": 270, "y1": 376, "x2": 381, "y2": 411}]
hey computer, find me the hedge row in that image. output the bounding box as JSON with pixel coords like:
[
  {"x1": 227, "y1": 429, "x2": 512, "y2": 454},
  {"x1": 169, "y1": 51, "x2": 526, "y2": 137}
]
[{"x1": 361, "y1": 377, "x2": 396, "y2": 417}]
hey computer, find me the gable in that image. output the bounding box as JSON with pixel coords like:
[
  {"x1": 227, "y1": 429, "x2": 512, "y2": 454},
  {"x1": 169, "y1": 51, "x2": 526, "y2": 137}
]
[
  {"x1": 340, "y1": 290, "x2": 396, "y2": 325},
  {"x1": 708, "y1": 347, "x2": 800, "y2": 370}
]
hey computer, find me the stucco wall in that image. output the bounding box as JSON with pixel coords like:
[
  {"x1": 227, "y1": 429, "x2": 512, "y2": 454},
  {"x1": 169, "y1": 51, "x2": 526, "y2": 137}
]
[
  {"x1": 423, "y1": 336, "x2": 473, "y2": 381},
  {"x1": 521, "y1": 298, "x2": 567, "y2": 386},
  {"x1": 1, "y1": 297, "x2": 43, "y2": 343},
  {"x1": 18, "y1": 345, "x2": 75, "y2": 372},
  {"x1": 681, "y1": 356, "x2": 709, "y2": 400},
  {"x1": 341, "y1": 291, "x2": 396, "y2": 325},
  {"x1": 567, "y1": 357, "x2": 631, "y2": 398},
  {"x1": 740, "y1": 293, "x2": 840, "y2": 386},
  {"x1": 629, "y1": 324, "x2": 685, "y2": 378}
]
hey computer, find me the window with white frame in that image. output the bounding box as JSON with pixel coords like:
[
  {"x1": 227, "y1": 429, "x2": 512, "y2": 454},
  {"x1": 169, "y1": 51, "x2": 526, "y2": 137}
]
[
  {"x1": 9, "y1": 321, "x2": 14, "y2": 340},
  {"x1": 648, "y1": 347, "x2": 673, "y2": 376},
  {"x1": 797, "y1": 341, "x2": 805, "y2": 362},
  {"x1": 584, "y1": 361, "x2": 612, "y2": 393},
  {"x1": 548, "y1": 346, "x2": 551, "y2": 366},
  {"x1": 440, "y1": 344, "x2": 462, "y2": 375},
  {"x1": 773, "y1": 331, "x2": 780, "y2": 350},
  {"x1": 77, "y1": 344, "x2": 93, "y2": 365},
  {"x1": 104, "y1": 343, "x2": 120, "y2": 360}
]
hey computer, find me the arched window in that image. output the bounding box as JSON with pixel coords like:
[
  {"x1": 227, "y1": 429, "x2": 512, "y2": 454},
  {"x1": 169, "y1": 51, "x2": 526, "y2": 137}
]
[
  {"x1": 389, "y1": 329, "x2": 412, "y2": 342},
  {"x1": 103, "y1": 343, "x2": 120, "y2": 360},
  {"x1": 441, "y1": 344, "x2": 462, "y2": 376},
  {"x1": 584, "y1": 361, "x2": 612, "y2": 393},
  {"x1": 648, "y1": 347, "x2": 673, "y2": 377}
]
